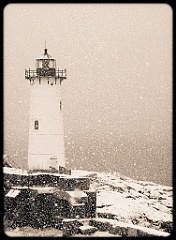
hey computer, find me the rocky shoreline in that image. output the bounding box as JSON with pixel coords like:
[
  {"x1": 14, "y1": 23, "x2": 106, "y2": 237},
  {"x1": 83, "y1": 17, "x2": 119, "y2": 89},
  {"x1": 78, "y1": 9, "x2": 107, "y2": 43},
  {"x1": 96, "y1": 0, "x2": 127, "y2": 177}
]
[
  {"x1": 4, "y1": 169, "x2": 173, "y2": 236},
  {"x1": 80, "y1": 170, "x2": 173, "y2": 234}
]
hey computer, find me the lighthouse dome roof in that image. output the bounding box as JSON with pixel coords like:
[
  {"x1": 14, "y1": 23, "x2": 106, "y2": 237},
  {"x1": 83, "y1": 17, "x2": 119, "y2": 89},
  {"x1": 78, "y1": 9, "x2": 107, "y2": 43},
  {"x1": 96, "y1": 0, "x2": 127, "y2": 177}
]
[{"x1": 36, "y1": 49, "x2": 55, "y2": 60}]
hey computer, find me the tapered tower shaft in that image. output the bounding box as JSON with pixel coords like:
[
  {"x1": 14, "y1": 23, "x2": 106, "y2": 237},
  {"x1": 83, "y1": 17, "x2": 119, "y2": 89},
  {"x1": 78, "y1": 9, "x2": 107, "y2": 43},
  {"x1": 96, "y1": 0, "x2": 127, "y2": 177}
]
[{"x1": 25, "y1": 48, "x2": 67, "y2": 171}]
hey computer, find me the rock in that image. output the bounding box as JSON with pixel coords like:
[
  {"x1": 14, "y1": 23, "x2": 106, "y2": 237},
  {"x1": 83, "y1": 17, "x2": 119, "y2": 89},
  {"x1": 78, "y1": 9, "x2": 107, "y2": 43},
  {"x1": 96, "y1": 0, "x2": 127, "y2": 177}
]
[
  {"x1": 89, "y1": 218, "x2": 112, "y2": 232},
  {"x1": 3, "y1": 168, "x2": 173, "y2": 236},
  {"x1": 59, "y1": 176, "x2": 90, "y2": 191},
  {"x1": 84, "y1": 191, "x2": 96, "y2": 218},
  {"x1": 69, "y1": 203, "x2": 86, "y2": 219},
  {"x1": 108, "y1": 221, "x2": 128, "y2": 236},
  {"x1": 161, "y1": 221, "x2": 173, "y2": 233},
  {"x1": 63, "y1": 219, "x2": 83, "y2": 237},
  {"x1": 51, "y1": 216, "x2": 63, "y2": 229},
  {"x1": 97, "y1": 212, "x2": 117, "y2": 220},
  {"x1": 126, "y1": 223, "x2": 170, "y2": 237},
  {"x1": 126, "y1": 195, "x2": 136, "y2": 200},
  {"x1": 131, "y1": 213, "x2": 146, "y2": 225},
  {"x1": 149, "y1": 194, "x2": 158, "y2": 200}
]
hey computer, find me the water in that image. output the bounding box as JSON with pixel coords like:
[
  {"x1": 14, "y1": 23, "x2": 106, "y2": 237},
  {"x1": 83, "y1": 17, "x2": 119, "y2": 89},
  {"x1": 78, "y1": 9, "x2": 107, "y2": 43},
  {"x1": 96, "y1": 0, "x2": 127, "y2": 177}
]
[
  {"x1": 4, "y1": 134, "x2": 172, "y2": 187},
  {"x1": 65, "y1": 135, "x2": 172, "y2": 186}
]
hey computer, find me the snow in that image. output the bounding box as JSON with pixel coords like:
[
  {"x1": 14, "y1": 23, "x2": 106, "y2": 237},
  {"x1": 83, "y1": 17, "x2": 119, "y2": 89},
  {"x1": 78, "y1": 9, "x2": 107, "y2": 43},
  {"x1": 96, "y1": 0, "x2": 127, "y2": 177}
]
[
  {"x1": 3, "y1": 167, "x2": 28, "y2": 175},
  {"x1": 72, "y1": 169, "x2": 173, "y2": 226},
  {"x1": 4, "y1": 168, "x2": 173, "y2": 236},
  {"x1": 6, "y1": 189, "x2": 21, "y2": 198}
]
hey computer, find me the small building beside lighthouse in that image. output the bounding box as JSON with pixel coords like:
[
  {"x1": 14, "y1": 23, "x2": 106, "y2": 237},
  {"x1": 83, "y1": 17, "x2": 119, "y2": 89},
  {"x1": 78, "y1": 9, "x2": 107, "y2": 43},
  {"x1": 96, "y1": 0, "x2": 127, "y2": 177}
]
[{"x1": 25, "y1": 48, "x2": 67, "y2": 172}]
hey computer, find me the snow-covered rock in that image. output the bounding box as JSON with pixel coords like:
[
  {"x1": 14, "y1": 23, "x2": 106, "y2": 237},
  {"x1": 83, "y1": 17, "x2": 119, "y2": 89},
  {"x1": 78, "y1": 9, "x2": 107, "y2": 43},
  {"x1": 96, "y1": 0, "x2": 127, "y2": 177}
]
[
  {"x1": 4, "y1": 169, "x2": 173, "y2": 236},
  {"x1": 72, "y1": 169, "x2": 173, "y2": 233}
]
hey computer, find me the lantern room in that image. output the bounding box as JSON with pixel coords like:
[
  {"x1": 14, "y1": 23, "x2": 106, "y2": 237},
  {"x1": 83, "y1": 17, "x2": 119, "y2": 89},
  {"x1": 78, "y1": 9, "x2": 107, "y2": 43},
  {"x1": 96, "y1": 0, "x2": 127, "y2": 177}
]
[
  {"x1": 25, "y1": 48, "x2": 67, "y2": 82},
  {"x1": 36, "y1": 48, "x2": 56, "y2": 77},
  {"x1": 36, "y1": 48, "x2": 56, "y2": 69}
]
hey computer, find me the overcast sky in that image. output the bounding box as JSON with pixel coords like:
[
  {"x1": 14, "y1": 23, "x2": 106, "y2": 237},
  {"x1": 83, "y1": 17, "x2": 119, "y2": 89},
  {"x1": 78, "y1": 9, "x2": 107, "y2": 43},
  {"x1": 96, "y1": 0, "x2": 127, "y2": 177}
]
[{"x1": 4, "y1": 4, "x2": 172, "y2": 185}]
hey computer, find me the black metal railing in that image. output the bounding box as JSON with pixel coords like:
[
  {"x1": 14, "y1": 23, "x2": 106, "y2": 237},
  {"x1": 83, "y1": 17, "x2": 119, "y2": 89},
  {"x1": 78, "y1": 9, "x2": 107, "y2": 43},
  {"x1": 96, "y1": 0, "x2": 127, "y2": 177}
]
[{"x1": 25, "y1": 68, "x2": 67, "y2": 80}]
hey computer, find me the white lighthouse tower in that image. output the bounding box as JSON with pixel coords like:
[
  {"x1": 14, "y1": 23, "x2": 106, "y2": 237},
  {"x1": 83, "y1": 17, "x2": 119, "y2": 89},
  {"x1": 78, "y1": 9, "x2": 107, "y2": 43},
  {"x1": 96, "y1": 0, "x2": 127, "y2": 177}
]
[{"x1": 25, "y1": 48, "x2": 67, "y2": 172}]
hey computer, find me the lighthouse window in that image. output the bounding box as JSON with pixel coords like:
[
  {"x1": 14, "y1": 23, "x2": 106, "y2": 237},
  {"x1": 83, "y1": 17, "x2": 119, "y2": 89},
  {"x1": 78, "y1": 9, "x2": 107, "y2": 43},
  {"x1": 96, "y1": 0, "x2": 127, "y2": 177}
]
[
  {"x1": 34, "y1": 120, "x2": 39, "y2": 130},
  {"x1": 60, "y1": 101, "x2": 62, "y2": 111}
]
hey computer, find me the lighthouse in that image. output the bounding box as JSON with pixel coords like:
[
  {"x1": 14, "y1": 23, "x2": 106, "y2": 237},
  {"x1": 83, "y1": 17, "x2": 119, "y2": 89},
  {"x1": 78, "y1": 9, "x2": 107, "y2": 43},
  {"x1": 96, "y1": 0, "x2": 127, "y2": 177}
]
[{"x1": 25, "y1": 48, "x2": 67, "y2": 172}]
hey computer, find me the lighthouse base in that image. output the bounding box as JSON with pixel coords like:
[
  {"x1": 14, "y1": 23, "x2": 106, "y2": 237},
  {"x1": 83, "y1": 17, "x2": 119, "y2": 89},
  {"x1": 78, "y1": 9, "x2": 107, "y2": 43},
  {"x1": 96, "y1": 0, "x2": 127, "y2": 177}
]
[
  {"x1": 4, "y1": 167, "x2": 97, "y2": 229},
  {"x1": 28, "y1": 153, "x2": 65, "y2": 172},
  {"x1": 28, "y1": 165, "x2": 71, "y2": 175}
]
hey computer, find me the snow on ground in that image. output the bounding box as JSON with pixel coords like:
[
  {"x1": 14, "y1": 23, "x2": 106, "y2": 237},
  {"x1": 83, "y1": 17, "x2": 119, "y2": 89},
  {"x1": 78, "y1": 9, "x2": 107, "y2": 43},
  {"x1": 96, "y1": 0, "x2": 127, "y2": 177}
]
[
  {"x1": 72, "y1": 169, "x2": 173, "y2": 229},
  {"x1": 5, "y1": 169, "x2": 173, "y2": 236}
]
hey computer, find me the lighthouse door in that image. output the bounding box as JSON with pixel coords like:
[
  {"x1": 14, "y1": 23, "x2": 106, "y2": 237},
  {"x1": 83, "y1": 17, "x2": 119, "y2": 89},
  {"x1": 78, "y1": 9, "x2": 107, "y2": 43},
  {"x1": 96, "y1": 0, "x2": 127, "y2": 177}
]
[{"x1": 49, "y1": 156, "x2": 58, "y2": 170}]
